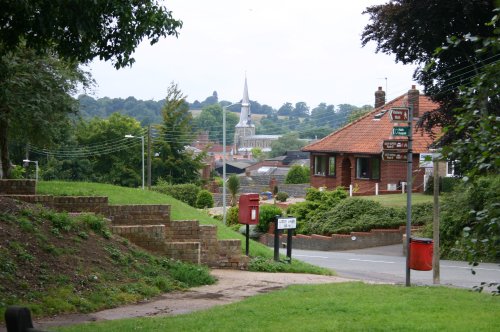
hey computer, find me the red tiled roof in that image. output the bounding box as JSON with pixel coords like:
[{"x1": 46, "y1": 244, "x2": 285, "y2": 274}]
[{"x1": 302, "y1": 94, "x2": 439, "y2": 154}]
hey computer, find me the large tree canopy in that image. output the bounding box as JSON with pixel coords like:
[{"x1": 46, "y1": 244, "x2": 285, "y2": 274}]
[
  {"x1": 0, "y1": 0, "x2": 182, "y2": 178},
  {"x1": 0, "y1": 0, "x2": 182, "y2": 68},
  {"x1": 361, "y1": 0, "x2": 497, "y2": 142}
]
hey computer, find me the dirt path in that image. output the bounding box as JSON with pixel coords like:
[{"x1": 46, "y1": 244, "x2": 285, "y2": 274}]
[{"x1": 29, "y1": 269, "x2": 353, "y2": 330}]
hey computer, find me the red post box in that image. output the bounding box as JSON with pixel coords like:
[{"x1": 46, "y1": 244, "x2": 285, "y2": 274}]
[{"x1": 238, "y1": 193, "x2": 260, "y2": 225}]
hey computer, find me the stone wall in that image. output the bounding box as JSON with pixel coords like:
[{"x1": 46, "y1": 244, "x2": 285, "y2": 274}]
[
  {"x1": 259, "y1": 227, "x2": 404, "y2": 251},
  {"x1": 0, "y1": 180, "x2": 36, "y2": 195}
]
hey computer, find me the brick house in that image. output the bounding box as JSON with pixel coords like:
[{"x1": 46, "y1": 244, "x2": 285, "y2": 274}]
[{"x1": 302, "y1": 86, "x2": 439, "y2": 195}]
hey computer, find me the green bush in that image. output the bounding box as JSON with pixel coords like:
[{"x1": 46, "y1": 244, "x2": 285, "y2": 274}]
[
  {"x1": 424, "y1": 176, "x2": 461, "y2": 195},
  {"x1": 152, "y1": 183, "x2": 200, "y2": 207},
  {"x1": 307, "y1": 198, "x2": 403, "y2": 235},
  {"x1": 439, "y1": 175, "x2": 499, "y2": 262},
  {"x1": 275, "y1": 192, "x2": 289, "y2": 202},
  {"x1": 257, "y1": 204, "x2": 283, "y2": 232},
  {"x1": 226, "y1": 206, "x2": 239, "y2": 226},
  {"x1": 305, "y1": 187, "x2": 322, "y2": 202},
  {"x1": 195, "y1": 190, "x2": 214, "y2": 209},
  {"x1": 285, "y1": 165, "x2": 310, "y2": 184}
]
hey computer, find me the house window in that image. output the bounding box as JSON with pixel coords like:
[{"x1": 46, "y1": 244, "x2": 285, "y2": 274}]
[
  {"x1": 356, "y1": 157, "x2": 380, "y2": 179},
  {"x1": 329, "y1": 156, "x2": 336, "y2": 176},
  {"x1": 314, "y1": 155, "x2": 335, "y2": 176}
]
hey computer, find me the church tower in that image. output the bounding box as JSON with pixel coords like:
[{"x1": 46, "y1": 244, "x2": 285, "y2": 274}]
[{"x1": 233, "y1": 77, "x2": 255, "y2": 154}]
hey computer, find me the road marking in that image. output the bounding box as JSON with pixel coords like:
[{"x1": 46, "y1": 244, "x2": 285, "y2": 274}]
[
  {"x1": 349, "y1": 258, "x2": 395, "y2": 264},
  {"x1": 294, "y1": 254, "x2": 329, "y2": 259},
  {"x1": 442, "y1": 265, "x2": 500, "y2": 272}
]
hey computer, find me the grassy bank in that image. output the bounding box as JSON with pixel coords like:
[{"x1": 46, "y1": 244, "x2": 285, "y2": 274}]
[
  {"x1": 37, "y1": 181, "x2": 331, "y2": 275},
  {"x1": 358, "y1": 193, "x2": 433, "y2": 207},
  {"x1": 57, "y1": 282, "x2": 499, "y2": 331}
]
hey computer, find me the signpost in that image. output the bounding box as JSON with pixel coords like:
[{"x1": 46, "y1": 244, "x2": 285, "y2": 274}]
[
  {"x1": 419, "y1": 153, "x2": 433, "y2": 168},
  {"x1": 392, "y1": 126, "x2": 410, "y2": 136},
  {"x1": 390, "y1": 107, "x2": 409, "y2": 122},
  {"x1": 387, "y1": 106, "x2": 413, "y2": 287},
  {"x1": 275, "y1": 217, "x2": 297, "y2": 263},
  {"x1": 382, "y1": 151, "x2": 408, "y2": 161},
  {"x1": 383, "y1": 140, "x2": 409, "y2": 150}
]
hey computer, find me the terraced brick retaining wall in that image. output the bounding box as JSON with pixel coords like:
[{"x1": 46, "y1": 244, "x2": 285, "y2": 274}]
[{"x1": 0, "y1": 180, "x2": 36, "y2": 195}]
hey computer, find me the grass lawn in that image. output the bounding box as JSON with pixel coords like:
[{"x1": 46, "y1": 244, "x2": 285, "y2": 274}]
[
  {"x1": 359, "y1": 193, "x2": 433, "y2": 207},
  {"x1": 57, "y1": 283, "x2": 500, "y2": 332},
  {"x1": 37, "y1": 181, "x2": 330, "y2": 275}
]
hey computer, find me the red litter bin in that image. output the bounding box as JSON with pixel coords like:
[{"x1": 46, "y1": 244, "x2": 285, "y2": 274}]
[{"x1": 409, "y1": 237, "x2": 433, "y2": 271}]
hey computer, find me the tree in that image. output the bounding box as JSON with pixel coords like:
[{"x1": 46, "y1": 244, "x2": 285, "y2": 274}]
[
  {"x1": 277, "y1": 102, "x2": 294, "y2": 116},
  {"x1": 270, "y1": 132, "x2": 307, "y2": 158},
  {"x1": 361, "y1": 0, "x2": 496, "y2": 143},
  {"x1": 154, "y1": 83, "x2": 205, "y2": 184},
  {"x1": 294, "y1": 102, "x2": 310, "y2": 117},
  {"x1": 251, "y1": 148, "x2": 268, "y2": 162},
  {"x1": 227, "y1": 174, "x2": 240, "y2": 206},
  {"x1": 0, "y1": 0, "x2": 182, "y2": 178},
  {"x1": 285, "y1": 165, "x2": 310, "y2": 184},
  {"x1": 75, "y1": 113, "x2": 144, "y2": 186},
  {"x1": 0, "y1": 47, "x2": 89, "y2": 178},
  {"x1": 0, "y1": 0, "x2": 182, "y2": 68},
  {"x1": 193, "y1": 104, "x2": 238, "y2": 144}
]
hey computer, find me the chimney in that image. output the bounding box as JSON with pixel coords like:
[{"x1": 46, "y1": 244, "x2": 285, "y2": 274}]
[
  {"x1": 407, "y1": 85, "x2": 420, "y2": 118},
  {"x1": 375, "y1": 86, "x2": 386, "y2": 108}
]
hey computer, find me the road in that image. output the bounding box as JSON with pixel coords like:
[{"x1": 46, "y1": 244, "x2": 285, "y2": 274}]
[{"x1": 285, "y1": 245, "x2": 500, "y2": 290}]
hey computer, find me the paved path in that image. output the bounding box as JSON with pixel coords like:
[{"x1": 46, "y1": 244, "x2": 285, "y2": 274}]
[{"x1": 25, "y1": 270, "x2": 354, "y2": 331}]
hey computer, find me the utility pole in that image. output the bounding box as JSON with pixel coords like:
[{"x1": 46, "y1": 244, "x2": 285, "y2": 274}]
[
  {"x1": 147, "y1": 124, "x2": 152, "y2": 190},
  {"x1": 433, "y1": 156, "x2": 440, "y2": 284},
  {"x1": 405, "y1": 104, "x2": 413, "y2": 287}
]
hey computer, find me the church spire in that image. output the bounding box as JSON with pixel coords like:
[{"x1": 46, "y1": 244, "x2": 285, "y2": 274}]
[{"x1": 236, "y1": 76, "x2": 254, "y2": 127}]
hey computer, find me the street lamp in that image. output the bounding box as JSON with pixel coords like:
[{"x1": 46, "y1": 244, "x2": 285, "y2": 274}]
[
  {"x1": 22, "y1": 159, "x2": 38, "y2": 182},
  {"x1": 222, "y1": 103, "x2": 240, "y2": 225},
  {"x1": 125, "y1": 134, "x2": 145, "y2": 190}
]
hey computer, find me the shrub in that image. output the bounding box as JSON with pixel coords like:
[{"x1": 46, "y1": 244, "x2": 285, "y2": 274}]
[
  {"x1": 305, "y1": 187, "x2": 322, "y2": 202},
  {"x1": 153, "y1": 183, "x2": 200, "y2": 207},
  {"x1": 195, "y1": 190, "x2": 214, "y2": 209},
  {"x1": 226, "y1": 206, "x2": 239, "y2": 226},
  {"x1": 307, "y1": 198, "x2": 403, "y2": 235},
  {"x1": 285, "y1": 165, "x2": 310, "y2": 184},
  {"x1": 275, "y1": 192, "x2": 289, "y2": 202},
  {"x1": 257, "y1": 204, "x2": 283, "y2": 232},
  {"x1": 439, "y1": 175, "x2": 499, "y2": 262},
  {"x1": 424, "y1": 176, "x2": 461, "y2": 195}
]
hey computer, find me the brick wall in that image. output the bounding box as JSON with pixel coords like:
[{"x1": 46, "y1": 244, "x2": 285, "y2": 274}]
[
  {"x1": 111, "y1": 225, "x2": 166, "y2": 253},
  {"x1": 53, "y1": 196, "x2": 109, "y2": 214},
  {"x1": 0, "y1": 180, "x2": 36, "y2": 195},
  {"x1": 108, "y1": 205, "x2": 170, "y2": 225},
  {"x1": 2, "y1": 195, "x2": 54, "y2": 207},
  {"x1": 164, "y1": 220, "x2": 200, "y2": 242},
  {"x1": 259, "y1": 227, "x2": 404, "y2": 251}
]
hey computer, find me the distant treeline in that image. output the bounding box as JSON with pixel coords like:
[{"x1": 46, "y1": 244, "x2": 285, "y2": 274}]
[{"x1": 77, "y1": 91, "x2": 373, "y2": 129}]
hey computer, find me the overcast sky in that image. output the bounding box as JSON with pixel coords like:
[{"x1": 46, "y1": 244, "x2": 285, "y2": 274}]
[{"x1": 86, "y1": 0, "x2": 420, "y2": 109}]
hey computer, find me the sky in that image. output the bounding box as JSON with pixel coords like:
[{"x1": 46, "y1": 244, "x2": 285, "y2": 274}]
[{"x1": 86, "y1": 0, "x2": 421, "y2": 110}]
